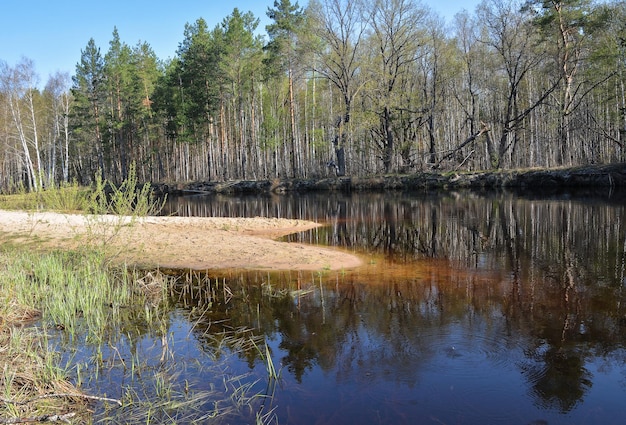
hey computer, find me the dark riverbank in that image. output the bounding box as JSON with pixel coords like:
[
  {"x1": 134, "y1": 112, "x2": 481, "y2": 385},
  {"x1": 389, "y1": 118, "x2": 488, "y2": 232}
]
[{"x1": 155, "y1": 163, "x2": 626, "y2": 196}]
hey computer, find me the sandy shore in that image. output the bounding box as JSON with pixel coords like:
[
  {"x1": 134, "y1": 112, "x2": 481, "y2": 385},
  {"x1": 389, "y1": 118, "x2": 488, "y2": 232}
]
[{"x1": 0, "y1": 210, "x2": 363, "y2": 271}]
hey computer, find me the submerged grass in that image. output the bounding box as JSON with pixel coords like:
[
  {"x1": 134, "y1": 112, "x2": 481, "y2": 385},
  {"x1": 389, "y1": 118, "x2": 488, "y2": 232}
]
[
  {"x1": 0, "y1": 249, "x2": 277, "y2": 423},
  {"x1": 0, "y1": 171, "x2": 285, "y2": 424},
  {"x1": 0, "y1": 246, "x2": 264, "y2": 424}
]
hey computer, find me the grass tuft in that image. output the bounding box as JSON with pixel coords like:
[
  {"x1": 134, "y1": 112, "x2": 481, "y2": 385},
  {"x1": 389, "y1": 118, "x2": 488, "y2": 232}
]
[{"x1": 38, "y1": 180, "x2": 91, "y2": 212}]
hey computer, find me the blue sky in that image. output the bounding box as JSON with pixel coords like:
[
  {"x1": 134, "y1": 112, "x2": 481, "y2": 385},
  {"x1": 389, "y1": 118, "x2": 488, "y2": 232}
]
[{"x1": 1, "y1": 0, "x2": 480, "y2": 83}]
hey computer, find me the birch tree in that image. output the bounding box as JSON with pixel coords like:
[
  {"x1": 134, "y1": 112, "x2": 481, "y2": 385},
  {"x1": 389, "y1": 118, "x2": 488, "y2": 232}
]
[
  {"x1": 0, "y1": 58, "x2": 43, "y2": 190},
  {"x1": 44, "y1": 71, "x2": 72, "y2": 184}
]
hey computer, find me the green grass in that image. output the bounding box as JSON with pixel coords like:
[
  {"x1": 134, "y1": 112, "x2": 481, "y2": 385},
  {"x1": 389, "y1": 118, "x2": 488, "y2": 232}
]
[
  {"x1": 39, "y1": 180, "x2": 92, "y2": 212},
  {"x1": 0, "y1": 162, "x2": 165, "y2": 218},
  {"x1": 0, "y1": 165, "x2": 170, "y2": 422},
  {"x1": 0, "y1": 246, "x2": 278, "y2": 424}
]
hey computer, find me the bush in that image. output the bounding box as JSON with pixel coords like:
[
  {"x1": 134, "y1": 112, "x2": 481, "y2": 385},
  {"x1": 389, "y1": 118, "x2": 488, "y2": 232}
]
[
  {"x1": 39, "y1": 180, "x2": 91, "y2": 212},
  {"x1": 91, "y1": 163, "x2": 165, "y2": 217}
]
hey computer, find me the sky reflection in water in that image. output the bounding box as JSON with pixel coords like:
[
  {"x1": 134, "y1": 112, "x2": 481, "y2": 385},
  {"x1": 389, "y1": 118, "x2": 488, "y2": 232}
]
[{"x1": 61, "y1": 190, "x2": 626, "y2": 424}]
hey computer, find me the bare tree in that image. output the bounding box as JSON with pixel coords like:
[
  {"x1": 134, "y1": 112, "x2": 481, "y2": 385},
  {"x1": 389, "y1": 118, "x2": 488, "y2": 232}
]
[
  {"x1": 305, "y1": 0, "x2": 368, "y2": 176},
  {"x1": 450, "y1": 10, "x2": 490, "y2": 169},
  {"x1": 366, "y1": 0, "x2": 426, "y2": 173},
  {"x1": 478, "y1": 0, "x2": 558, "y2": 168}
]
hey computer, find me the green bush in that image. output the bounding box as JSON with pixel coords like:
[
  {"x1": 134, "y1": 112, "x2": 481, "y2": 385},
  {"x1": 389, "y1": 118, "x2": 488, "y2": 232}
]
[
  {"x1": 91, "y1": 163, "x2": 165, "y2": 217},
  {"x1": 39, "y1": 180, "x2": 91, "y2": 212}
]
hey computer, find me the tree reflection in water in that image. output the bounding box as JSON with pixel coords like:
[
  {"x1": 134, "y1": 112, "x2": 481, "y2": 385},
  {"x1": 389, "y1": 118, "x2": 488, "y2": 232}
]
[{"x1": 162, "y1": 189, "x2": 626, "y2": 424}]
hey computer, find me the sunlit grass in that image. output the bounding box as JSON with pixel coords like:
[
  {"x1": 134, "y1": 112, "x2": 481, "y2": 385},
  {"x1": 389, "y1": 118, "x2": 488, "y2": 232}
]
[
  {"x1": 0, "y1": 180, "x2": 90, "y2": 213},
  {"x1": 40, "y1": 180, "x2": 92, "y2": 212},
  {"x1": 0, "y1": 163, "x2": 165, "y2": 218}
]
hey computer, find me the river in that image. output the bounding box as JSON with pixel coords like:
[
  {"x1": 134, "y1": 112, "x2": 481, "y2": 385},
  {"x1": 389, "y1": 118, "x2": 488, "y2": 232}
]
[{"x1": 67, "y1": 188, "x2": 626, "y2": 424}]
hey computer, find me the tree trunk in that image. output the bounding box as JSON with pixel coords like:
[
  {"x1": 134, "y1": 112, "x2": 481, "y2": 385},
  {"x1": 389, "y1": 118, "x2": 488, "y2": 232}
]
[
  {"x1": 334, "y1": 141, "x2": 346, "y2": 177},
  {"x1": 427, "y1": 114, "x2": 436, "y2": 165},
  {"x1": 288, "y1": 66, "x2": 297, "y2": 178},
  {"x1": 382, "y1": 106, "x2": 394, "y2": 173},
  {"x1": 8, "y1": 92, "x2": 38, "y2": 190},
  {"x1": 485, "y1": 123, "x2": 497, "y2": 168},
  {"x1": 333, "y1": 107, "x2": 350, "y2": 177}
]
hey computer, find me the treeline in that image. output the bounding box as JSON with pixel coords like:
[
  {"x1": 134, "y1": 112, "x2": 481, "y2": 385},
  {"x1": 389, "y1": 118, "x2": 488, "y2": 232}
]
[{"x1": 1, "y1": 0, "x2": 625, "y2": 191}]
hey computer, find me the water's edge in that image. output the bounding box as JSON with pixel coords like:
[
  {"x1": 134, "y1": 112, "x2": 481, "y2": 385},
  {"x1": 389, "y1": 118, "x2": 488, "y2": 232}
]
[{"x1": 152, "y1": 163, "x2": 626, "y2": 196}]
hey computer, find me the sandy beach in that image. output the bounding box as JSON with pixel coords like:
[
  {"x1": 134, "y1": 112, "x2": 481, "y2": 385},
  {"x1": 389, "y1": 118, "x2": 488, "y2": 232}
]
[{"x1": 0, "y1": 210, "x2": 362, "y2": 271}]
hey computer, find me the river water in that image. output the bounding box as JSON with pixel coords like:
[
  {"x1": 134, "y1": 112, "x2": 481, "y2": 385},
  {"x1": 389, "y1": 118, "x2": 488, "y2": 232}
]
[{"x1": 69, "y1": 189, "x2": 626, "y2": 424}]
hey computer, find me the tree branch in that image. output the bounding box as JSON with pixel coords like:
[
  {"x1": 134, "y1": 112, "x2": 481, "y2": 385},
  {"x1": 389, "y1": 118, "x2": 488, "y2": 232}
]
[{"x1": 433, "y1": 123, "x2": 490, "y2": 168}]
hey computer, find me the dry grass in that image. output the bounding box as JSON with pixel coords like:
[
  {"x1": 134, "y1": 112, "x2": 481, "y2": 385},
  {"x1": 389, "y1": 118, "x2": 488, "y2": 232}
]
[
  {"x1": 1, "y1": 299, "x2": 40, "y2": 327},
  {"x1": 134, "y1": 269, "x2": 173, "y2": 307},
  {"x1": 0, "y1": 315, "x2": 91, "y2": 422}
]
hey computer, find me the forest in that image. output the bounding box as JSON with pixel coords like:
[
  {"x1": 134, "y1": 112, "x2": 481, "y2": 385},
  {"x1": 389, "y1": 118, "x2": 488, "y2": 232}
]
[{"x1": 1, "y1": 0, "x2": 625, "y2": 191}]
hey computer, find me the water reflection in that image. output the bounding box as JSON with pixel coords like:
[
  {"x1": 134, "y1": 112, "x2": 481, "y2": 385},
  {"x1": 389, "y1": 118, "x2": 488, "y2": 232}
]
[{"x1": 157, "y1": 190, "x2": 626, "y2": 423}]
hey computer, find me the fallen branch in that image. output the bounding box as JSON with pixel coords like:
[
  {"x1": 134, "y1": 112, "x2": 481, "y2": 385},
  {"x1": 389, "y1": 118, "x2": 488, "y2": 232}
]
[
  {"x1": 434, "y1": 124, "x2": 490, "y2": 169},
  {"x1": 455, "y1": 150, "x2": 475, "y2": 170},
  {"x1": 1, "y1": 393, "x2": 122, "y2": 407}
]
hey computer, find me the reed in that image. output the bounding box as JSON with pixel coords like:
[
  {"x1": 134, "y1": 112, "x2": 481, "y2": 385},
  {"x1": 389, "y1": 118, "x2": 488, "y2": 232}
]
[
  {"x1": 251, "y1": 337, "x2": 280, "y2": 381},
  {"x1": 4, "y1": 249, "x2": 131, "y2": 342}
]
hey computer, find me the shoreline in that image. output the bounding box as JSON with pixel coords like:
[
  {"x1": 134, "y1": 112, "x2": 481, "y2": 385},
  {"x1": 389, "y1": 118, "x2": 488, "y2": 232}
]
[
  {"x1": 0, "y1": 210, "x2": 363, "y2": 271},
  {"x1": 153, "y1": 163, "x2": 626, "y2": 196}
]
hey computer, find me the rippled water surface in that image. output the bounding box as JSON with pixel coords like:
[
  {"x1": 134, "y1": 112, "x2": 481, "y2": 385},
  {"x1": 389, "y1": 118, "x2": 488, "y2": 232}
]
[{"x1": 60, "y1": 189, "x2": 626, "y2": 424}]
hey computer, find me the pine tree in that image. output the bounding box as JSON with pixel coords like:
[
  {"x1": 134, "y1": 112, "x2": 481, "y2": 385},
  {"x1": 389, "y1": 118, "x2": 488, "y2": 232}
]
[
  {"x1": 266, "y1": 0, "x2": 305, "y2": 177},
  {"x1": 71, "y1": 39, "x2": 107, "y2": 181},
  {"x1": 221, "y1": 9, "x2": 264, "y2": 178}
]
